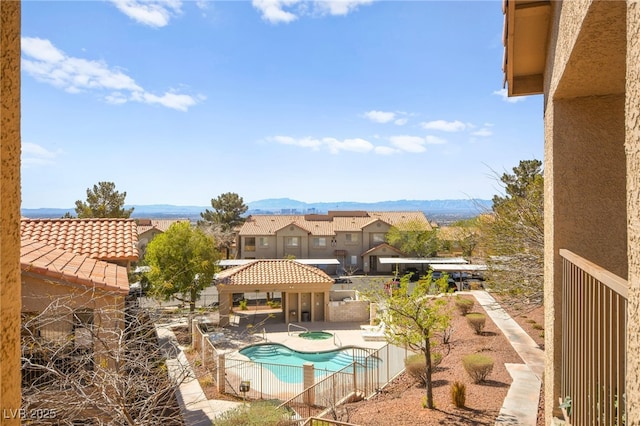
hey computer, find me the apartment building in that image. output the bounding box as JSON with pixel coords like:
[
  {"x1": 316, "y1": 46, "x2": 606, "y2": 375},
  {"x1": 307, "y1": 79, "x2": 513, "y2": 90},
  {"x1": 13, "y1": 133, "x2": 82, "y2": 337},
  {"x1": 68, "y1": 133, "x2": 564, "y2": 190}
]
[{"x1": 237, "y1": 210, "x2": 430, "y2": 275}]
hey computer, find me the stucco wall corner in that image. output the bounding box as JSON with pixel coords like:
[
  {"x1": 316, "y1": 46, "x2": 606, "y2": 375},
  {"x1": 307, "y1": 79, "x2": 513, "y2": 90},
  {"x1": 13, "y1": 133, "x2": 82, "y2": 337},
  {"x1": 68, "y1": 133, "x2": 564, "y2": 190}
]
[
  {"x1": 625, "y1": 2, "x2": 640, "y2": 424},
  {"x1": 0, "y1": 0, "x2": 22, "y2": 422}
]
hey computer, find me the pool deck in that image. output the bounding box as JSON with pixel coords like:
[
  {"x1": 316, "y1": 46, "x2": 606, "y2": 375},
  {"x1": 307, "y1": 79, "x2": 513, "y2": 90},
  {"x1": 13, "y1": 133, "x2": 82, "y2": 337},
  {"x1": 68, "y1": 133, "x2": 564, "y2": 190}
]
[
  {"x1": 250, "y1": 313, "x2": 388, "y2": 353},
  {"x1": 165, "y1": 291, "x2": 544, "y2": 426}
]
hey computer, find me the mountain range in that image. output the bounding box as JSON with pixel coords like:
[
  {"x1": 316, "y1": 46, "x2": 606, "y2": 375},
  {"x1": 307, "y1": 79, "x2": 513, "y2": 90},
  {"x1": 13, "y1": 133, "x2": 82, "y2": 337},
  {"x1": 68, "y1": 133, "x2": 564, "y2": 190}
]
[{"x1": 21, "y1": 198, "x2": 492, "y2": 222}]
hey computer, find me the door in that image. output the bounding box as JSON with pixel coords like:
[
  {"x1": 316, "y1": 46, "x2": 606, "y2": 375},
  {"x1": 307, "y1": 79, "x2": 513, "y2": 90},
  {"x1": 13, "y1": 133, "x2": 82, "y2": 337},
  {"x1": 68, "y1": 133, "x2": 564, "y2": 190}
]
[
  {"x1": 313, "y1": 293, "x2": 325, "y2": 322},
  {"x1": 370, "y1": 255, "x2": 378, "y2": 273}
]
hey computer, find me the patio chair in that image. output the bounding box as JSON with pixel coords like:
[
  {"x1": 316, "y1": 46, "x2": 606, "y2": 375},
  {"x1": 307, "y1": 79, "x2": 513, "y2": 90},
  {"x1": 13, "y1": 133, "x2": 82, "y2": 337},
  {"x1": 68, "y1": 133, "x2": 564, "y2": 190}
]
[{"x1": 361, "y1": 322, "x2": 387, "y2": 341}]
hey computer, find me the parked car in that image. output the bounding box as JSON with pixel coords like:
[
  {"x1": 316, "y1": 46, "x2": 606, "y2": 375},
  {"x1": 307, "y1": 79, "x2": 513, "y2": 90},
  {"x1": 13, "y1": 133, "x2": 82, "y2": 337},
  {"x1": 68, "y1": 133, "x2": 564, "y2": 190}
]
[
  {"x1": 128, "y1": 281, "x2": 145, "y2": 297},
  {"x1": 403, "y1": 267, "x2": 422, "y2": 282}
]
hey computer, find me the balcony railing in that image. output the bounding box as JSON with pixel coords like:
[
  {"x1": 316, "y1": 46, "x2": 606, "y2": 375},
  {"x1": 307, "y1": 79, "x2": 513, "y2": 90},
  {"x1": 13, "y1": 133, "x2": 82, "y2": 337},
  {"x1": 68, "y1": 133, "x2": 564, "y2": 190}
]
[{"x1": 560, "y1": 249, "x2": 627, "y2": 425}]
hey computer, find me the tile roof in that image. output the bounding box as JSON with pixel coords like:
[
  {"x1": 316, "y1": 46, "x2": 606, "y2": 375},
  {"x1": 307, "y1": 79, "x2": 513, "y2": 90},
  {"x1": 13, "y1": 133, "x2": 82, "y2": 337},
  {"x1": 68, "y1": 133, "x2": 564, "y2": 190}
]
[
  {"x1": 21, "y1": 237, "x2": 129, "y2": 294},
  {"x1": 21, "y1": 218, "x2": 139, "y2": 262},
  {"x1": 137, "y1": 218, "x2": 188, "y2": 234},
  {"x1": 215, "y1": 259, "x2": 334, "y2": 286},
  {"x1": 361, "y1": 243, "x2": 405, "y2": 257},
  {"x1": 239, "y1": 211, "x2": 431, "y2": 236}
]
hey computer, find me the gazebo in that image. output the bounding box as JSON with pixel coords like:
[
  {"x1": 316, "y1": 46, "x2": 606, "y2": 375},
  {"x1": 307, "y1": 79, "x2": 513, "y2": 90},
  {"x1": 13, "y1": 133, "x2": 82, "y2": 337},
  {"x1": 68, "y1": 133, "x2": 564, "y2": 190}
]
[{"x1": 214, "y1": 259, "x2": 335, "y2": 326}]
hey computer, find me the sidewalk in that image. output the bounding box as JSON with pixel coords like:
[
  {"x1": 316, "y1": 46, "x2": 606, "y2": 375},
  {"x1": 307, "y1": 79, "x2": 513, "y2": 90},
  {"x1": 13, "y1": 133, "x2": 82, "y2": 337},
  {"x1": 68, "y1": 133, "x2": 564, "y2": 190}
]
[
  {"x1": 471, "y1": 290, "x2": 545, "y2": 426},
  {"x1": 156, "y1": 325, "x2": 242, "y2": 426}
]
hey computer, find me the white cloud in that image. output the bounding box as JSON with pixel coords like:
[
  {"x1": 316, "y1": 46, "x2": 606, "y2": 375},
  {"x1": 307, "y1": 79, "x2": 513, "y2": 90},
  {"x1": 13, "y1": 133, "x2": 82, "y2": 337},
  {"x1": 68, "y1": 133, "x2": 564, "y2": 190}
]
[
  {"x1": 21, "y1": 37, "x2": 201, "y2": 111},
  {"x1": 109, "y1": 0, "x2": 182, "y2": 27},
  {"x1": 22, "y1": 143, "x2": 60, "y2": 166},
  {"x1": 252, "y1": 0, "x2": 374, "y2": 24},
  {"x1": 269, "y1": 135, "x2": 374, "y2": 154},
  {"x1": 323, "y1": 137, "x2": 373, "y2": 154},
  {"x1": 363, "y1": 110, "x2": 395, "y2": 123},
  {"x1": 389, "y1": 135, "x2": 426, "y2": 153},
  {"x1": 420, "y1": 119, "x2": 467, "y2": 132},
  {"x1": 472, "y1": 128, "x2": 493, "y2": 137},
  {"x1": 252, "y1": 0, "x2": 301, "y2": 23},
  {"x1": 314, "y1": 0, "x2": 374, "y2": 16},
  {"x1": 196, "y1": 0, "x2": 208, "y2": 11},
  {"x1": 374, "y1": 146, "x2": 399, "y2": 155},
  {"x1": 268, "y1": 135, "x2": 322, "y2": 149},
  {"x1": 364, "y1": 110, "x2": 409, "y2": 125},
  {"x1": 493, "y1": 88, "x2": 526, "y2": 103},
  {"x1": 425, "y1": 135, "x2": 447, "y2": 145}
]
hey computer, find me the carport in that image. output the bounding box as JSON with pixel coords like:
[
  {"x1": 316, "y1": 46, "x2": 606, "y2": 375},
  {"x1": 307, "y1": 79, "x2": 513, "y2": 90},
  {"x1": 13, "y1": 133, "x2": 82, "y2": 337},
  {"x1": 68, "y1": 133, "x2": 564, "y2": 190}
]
[
  {"x1": 379, "y1": 257, "x2": 487, "y2": 290},
  {"x1": 214, "y1": 259, "x2": 335, "y2": 326}
]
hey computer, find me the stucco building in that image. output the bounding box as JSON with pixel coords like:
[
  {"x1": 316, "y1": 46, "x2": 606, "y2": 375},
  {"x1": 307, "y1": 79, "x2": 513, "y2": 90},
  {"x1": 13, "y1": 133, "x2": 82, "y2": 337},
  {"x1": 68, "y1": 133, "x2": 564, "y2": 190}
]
[
  {"x1": 237, "y1": 210, "x2": 431, "y2": 275},
  {"x1": 504, "y1": 1, "x2": 639, "y2": 424}
]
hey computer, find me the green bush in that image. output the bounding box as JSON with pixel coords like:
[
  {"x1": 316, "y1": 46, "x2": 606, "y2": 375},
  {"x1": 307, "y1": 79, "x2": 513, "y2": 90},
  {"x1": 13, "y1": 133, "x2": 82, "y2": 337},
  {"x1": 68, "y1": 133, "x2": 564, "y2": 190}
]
[
  {"x1": 466, "y1": 312, "x2": 486, "y2": 335},
  {"x1": 455, "y1": 296, "x2": 475, "y2": 315},
  {"x1": 462, "y1": 353, "x2": 494, "y2": 383},
  {"x1": 404, "y1": 352, "x2": 443, "y2": 386},
  {"x1": 450, "y1": 381, "x2": 466, "y2": 408},
  {"x1": 239, "y1": 300, "x2": 248, "y2": 311},
  {"x1": 214, "y1": 401, "x2": 295, "y2": 426}
]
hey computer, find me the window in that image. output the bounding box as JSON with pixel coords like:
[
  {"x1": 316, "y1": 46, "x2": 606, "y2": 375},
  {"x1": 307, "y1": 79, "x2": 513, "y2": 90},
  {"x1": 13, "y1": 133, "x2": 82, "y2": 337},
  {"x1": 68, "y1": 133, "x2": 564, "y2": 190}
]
[
  {"x1": 312, "y1": 237, "x2": 327, "y2": 248},
  {"x1": 372, "y1": 233, "x2": 386, "y2": 244},
  {"x1": 286, "y1": 237, "x2": 299, "y2": 247},
  {"x1": 258, "y1": 237, "x2": 269, "y2": 248},
  {"x1": 345, "y1": 233, "x2": 359, "y2": 244},
  {"x1": 73, "y1": 310, "x2": 94, "y2": 352},
  {"x1": 245, "y1": 237, "x2": 256, "y2": 252}
]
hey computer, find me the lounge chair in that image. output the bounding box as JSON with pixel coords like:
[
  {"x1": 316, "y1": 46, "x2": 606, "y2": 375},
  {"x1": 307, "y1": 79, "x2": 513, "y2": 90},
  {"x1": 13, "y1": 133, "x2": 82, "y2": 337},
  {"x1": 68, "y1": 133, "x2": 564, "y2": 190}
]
[{"x1": 361, "y1": 322, "x2": 386, "y2": 341}]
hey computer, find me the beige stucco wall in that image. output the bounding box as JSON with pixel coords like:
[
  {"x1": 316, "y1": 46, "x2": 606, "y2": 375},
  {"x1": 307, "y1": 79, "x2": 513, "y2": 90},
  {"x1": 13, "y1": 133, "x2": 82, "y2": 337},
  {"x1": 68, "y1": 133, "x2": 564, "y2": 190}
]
[
  {"x1": 21, "y1": 274, "x2": 126, "y2": 368},
  {"x1": 543, "y1": 1, "x2": 629, "y2": 423},
  {"x1": 0, "y1": 1, "x2": 22, "y2": 421},
  {"x1": 626, "y1": 1, "x2": 640, "y2": 422},
  {"x1": 326, "y1": 300, "x2": 369, "y2": 323}
]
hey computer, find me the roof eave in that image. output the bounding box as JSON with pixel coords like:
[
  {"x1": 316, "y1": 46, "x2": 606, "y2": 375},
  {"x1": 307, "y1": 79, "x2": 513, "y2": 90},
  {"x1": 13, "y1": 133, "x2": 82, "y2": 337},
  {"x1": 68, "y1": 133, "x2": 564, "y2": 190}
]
[{"x1": 503, "y1": 0, "x2": 550, "y2": 97}]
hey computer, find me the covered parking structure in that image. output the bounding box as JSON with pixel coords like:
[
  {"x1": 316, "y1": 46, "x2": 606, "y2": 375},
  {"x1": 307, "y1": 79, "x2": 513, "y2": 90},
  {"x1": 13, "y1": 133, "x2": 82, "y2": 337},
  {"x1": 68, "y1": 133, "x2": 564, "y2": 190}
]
[
  {"x1": 379, "y1": 257, "x2": 487, "y2": 289},
  {"x1": 214, "y1": 259, "x2": 335, "y2": 326}
]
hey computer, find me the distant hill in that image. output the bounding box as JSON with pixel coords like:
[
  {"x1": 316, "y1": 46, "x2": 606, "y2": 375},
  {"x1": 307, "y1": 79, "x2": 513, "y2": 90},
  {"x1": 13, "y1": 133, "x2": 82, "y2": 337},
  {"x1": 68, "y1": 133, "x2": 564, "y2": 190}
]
[{"x1": 21, "y1": 198, "x2": 491, "y2": 223}]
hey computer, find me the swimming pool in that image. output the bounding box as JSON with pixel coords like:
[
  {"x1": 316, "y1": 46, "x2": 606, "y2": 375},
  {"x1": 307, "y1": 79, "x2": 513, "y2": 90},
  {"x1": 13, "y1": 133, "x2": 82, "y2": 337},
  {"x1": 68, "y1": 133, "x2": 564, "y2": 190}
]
[{"x1": 239, "y1": 343, "x2": 379, "y2": 383}]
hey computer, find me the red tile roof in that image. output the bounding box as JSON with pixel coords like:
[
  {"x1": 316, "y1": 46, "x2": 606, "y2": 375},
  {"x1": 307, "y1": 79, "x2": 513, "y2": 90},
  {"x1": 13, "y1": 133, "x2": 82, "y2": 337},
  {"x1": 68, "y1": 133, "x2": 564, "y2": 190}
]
[
  {"x1": 239, "y1": 211, "x2": 432, "y2": 236},
  {"x1": 215, "y1": 259, "x2": 334, "y2": 286},
  {"x1": 21, "y1": 237, "x2": 129, "y2": 294},
  {"x1": 137, "y1": 218, "x2": 188, "y2": 234},
  {"x1": 21, "y1": 218, "x2": 139, "y2": 262}
]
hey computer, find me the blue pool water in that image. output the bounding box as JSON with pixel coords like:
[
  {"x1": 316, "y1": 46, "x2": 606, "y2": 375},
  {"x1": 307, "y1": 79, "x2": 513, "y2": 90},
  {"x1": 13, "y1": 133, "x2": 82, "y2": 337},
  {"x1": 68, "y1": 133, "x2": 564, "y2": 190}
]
[{"x1": 239, "y1": 343, "x2": 379, "y2": 383}]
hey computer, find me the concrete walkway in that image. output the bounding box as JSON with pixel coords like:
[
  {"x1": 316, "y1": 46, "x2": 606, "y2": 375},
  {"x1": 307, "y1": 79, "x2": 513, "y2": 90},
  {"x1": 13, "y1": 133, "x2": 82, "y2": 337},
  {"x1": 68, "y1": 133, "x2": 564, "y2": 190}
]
[
  {"x1": 470, "y1": 290, "x2": 545, "y2": 426},
  {"x1": 157, "y1": 325, "x2": 242, "y2": 426}
]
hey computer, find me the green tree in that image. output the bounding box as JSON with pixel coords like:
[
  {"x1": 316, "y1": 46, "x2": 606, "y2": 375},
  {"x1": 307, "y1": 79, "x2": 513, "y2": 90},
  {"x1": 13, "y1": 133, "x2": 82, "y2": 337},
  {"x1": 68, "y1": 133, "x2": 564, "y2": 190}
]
[
  {"x1": 74, "y1": 181, "x2": 134, "y2": 218},
  {"x1": 483, "y1": 159, "x2": 544, "y2": 305},
  {"x1": 386, "y1": 219, "x2": 439, "y2": 257},
  {"x1": 199, "y1": 192, "x2": 248, "y2": 259},
  {"x1": 145, "y1": 222, "x2": 220, "y2": 313},
  {"x1": 366, "y1": 274, "x2": 452, "y2": 409},
  {"x1": 199, "y1": 192, "x2": 248, "y2": 232},
  {"x1": 447, "y1": 217, "x2": 481, "y2": 257}
]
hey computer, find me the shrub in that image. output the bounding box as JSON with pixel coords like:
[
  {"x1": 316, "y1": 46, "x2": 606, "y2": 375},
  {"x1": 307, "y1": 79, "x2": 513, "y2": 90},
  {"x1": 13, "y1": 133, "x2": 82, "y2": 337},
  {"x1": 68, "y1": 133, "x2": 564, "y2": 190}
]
[
  {"x1": 455, "y1": 296, "x2": 475, "y2": 315},
  {"x1": 450, "y1": 381, "x2": 466, "y2": 408},
  {"x1": 466, "y1": 313, "x2": 486, "y2": 335},
  {"x1": 405, "y1": 352, "x2": 443, "y2": 386},
  {"x1": 462, "y1": 353, "x2": 494, "y2": 383},
  {"x1": 214, "y1": 401, "x2": 295, "y2": 426},
  {"x1": 239, "y1": 300, "x2": 248, "y2": 311},
  {"x1": 469, "y1": 281, "x2": 483, "y2": 290}
]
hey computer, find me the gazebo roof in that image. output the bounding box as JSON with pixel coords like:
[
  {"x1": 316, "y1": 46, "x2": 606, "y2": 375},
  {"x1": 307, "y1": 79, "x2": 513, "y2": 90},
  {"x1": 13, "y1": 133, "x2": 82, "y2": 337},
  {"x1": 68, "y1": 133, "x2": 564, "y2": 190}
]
[{"x1": 215, "y1": 259, "x2": 334, "y2": 287}]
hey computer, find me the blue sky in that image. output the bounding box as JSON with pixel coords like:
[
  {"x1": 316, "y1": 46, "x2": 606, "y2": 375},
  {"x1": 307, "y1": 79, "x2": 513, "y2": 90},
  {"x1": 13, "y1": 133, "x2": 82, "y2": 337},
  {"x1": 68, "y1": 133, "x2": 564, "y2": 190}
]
[{"x1": 20, "y1": 0, "x2": 543, "y2": 209}]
